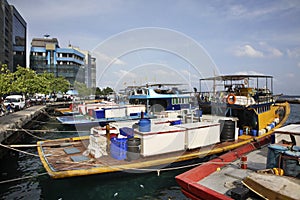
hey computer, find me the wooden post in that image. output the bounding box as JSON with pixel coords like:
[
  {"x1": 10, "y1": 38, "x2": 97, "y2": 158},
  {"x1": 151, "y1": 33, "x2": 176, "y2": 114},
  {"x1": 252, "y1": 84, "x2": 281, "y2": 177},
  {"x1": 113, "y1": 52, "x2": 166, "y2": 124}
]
[
  {"x1": 141, "y1": 111, "x2": 144, "y2": 119},
  {"x1": 106, "y1": 124, "x2": 110, "y2": 153}
]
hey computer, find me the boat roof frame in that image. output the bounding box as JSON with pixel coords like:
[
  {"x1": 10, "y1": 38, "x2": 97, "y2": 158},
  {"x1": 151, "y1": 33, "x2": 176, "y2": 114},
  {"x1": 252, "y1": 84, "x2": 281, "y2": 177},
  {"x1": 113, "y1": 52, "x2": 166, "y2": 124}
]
[
  {"x1": 199, "y1": 74, "x2": 274, "y2": 93},
  {"x1": 199, "y1": 74, "x2": 273, "y2": 81}
]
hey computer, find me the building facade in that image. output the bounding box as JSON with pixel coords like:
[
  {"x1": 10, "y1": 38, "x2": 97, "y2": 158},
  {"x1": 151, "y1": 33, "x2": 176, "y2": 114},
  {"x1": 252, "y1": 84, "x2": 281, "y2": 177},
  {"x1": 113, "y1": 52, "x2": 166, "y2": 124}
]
[
  {"x1": 0, "y1": 0, "x2": 26, "y2": 71},
  {"x1": 91, "y1": 57, "x2": 96, "y2": 88},
  {"x1": 11, "y1": 5, "x2": 27, "y2": 71},
  {"x1": 70, "y1": 46, "x2": 96, "y2": 88},
  {"x1": 30, "y1": 37, "x2": 85, "y2": 86}
]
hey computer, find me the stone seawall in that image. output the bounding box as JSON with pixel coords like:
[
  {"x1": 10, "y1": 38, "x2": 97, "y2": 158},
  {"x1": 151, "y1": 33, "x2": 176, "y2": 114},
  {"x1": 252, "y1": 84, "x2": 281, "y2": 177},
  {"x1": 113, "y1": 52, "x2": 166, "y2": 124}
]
[{"x1": 0, "y1": 105, "x2": 47, "y2": 158}]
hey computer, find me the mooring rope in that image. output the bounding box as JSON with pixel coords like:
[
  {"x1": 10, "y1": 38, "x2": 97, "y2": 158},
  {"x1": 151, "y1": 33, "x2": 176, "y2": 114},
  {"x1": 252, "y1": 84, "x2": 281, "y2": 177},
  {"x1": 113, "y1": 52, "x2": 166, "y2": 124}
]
[
  {"x1": 0, "y1": 143, "x2": 39, "y2": 157},
  {"x1": 6, "y1": 128, "x2": 89, "y2": 133},
  {"x1": 41, "y1": 111, "x2": 56, "y2": 119},
  {"x1": 31, "y1": 120, "x2": 62, "y2": 125},
  {"x1": 0, "y1": 172, "x2": 48, "y2": 185},
  {"x1": 120, "y1": 160, "x2": 233, "y2": 174},
  {"x1": 21, "y1": 128, "x2": 45, "y2": 140}
]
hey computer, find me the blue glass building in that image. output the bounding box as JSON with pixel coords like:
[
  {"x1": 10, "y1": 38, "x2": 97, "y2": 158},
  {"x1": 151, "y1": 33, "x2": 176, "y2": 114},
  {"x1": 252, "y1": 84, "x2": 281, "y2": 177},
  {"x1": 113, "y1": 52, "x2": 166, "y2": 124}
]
[
  {"x1": 30, "y1": 37, "x2": 85, "y2": 85},
  {"x1": 0, "y1": 0, "x2": 26, "y2": 72}
]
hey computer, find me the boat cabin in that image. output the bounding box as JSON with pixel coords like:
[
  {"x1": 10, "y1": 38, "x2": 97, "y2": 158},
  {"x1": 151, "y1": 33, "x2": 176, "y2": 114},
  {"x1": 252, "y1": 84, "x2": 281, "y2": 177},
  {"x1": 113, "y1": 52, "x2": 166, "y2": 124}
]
[
  {"x1": 198, "y1": 75, "x2": 282, "y2": 134},
  {"x1": 126, "y1": 84, "x2": 195, "y2": 113}
]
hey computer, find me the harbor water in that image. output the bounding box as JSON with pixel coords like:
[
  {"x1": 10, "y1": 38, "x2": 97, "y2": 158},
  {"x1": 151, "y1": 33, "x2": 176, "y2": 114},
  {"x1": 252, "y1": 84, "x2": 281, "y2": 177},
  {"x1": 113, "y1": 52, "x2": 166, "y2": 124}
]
[{"x1": 0, "y1": 104, "x2": 300, "y2": 200}]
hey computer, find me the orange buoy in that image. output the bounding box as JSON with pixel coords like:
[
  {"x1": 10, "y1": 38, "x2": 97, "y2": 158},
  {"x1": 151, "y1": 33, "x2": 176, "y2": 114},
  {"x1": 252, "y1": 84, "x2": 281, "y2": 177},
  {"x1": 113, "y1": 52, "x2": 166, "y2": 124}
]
[{"x1": 227, "y1": 93, "x2": 236, "y2": 105}]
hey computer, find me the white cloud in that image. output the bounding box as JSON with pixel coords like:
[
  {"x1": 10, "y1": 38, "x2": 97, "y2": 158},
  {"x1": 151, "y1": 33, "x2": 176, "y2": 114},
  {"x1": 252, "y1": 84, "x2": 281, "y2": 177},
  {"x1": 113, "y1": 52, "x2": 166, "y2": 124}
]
[
  {"x1": 286, "y1": 73, "x2": 295, "y2": 78},
  {"x1": 259, "y1": 42, "x2": 283, "y2": 57},
  {"x1": 93, "y1": 52, "x2": 126, "y2": 66},
  {"x1": 287, "y1": 48, "x2": 300, "y2": 58},
  {"x1": 233, "y1": 43, "x2": 283, "y2": 58},
  {"x1": 234, "y1": 45, "x2": 264, "y2": 58},
  {"x1": 227, "y1": 1, "x2": 299, "y2": 20},
  {"x1": 228, "y1": 5, "x2": 248, "y2": 16},
  {"x1": 269, "y1": 48, "x2": 283, "y2": 57}
]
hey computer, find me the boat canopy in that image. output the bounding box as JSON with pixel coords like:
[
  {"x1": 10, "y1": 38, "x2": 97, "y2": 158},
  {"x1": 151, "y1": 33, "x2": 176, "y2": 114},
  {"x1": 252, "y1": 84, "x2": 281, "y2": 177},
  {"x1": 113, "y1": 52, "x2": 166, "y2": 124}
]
[{"x1": 200, "y1": 74, "x2": 273, "y2": 81}]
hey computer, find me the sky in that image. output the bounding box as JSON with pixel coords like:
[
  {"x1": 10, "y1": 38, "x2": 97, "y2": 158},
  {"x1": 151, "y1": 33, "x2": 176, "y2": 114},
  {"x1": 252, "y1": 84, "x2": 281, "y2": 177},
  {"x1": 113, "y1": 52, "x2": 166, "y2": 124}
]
[{"x1": 8, "y1": 0, "x2": 300, "y2": 95}]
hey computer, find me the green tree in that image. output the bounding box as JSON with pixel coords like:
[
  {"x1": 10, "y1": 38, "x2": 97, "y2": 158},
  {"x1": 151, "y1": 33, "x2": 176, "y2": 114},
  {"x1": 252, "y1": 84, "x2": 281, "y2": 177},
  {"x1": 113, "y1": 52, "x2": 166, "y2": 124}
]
[
  {"x1": 52, "y1": 76, "x2": 70, "y2": 93},
  {"x1": 74, "y1": 81, "x2": 92, "y2": 97},
  {"x1": 0, "y1": 64, "x2": 71, "y2": 97},
  {"x1": 95, "y1": 87, "x2": 101, "y2": 96},
  {"x1": 11, "y1": 65, "x2": 37, "y2": 94},
  {"x1": 0, "y1": 64, "x2": 13, "y2": 96},
  {"x1": 102, "y1": 87, "x2": 114, "y2": 95}
]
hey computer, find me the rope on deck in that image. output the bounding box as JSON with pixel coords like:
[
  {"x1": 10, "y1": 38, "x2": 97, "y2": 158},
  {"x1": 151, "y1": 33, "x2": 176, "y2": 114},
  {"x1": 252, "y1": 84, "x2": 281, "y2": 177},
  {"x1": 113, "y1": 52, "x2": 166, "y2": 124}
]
[
  {"x1": 0, "y1": 143, "x2": 39, "y2": 157},
  {"x1": 0, "y1": 172, "x2": 48, "y2": 185}
]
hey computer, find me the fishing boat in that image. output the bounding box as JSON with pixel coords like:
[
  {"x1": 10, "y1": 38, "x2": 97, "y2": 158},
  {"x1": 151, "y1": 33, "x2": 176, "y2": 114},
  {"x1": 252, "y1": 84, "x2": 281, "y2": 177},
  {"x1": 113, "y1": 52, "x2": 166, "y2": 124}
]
[
  {"x1": 54, "y1": 99, "x2": 108, "y2": 116},
  {"x1": 198, "y1": 75, "x2": 284, "y2": 135},
  {"x1": 37, "y1": 99, "x2": 289, "y2": 179},
  {"x1": 126, "y1": 83, "x2": 196, "y2": 113},
  {"x1": 175, "y1": 123, "x2": 300, "y2": 200},
  {"x1": 56, "y1": 104, "x2": 147, "y2": 126}
]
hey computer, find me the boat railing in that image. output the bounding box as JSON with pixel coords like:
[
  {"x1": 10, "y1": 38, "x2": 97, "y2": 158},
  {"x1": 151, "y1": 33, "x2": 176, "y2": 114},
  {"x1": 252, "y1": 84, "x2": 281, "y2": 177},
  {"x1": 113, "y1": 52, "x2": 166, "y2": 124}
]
[{"x1": 197, "y1": 90, "x2": 276, "y2": 107}]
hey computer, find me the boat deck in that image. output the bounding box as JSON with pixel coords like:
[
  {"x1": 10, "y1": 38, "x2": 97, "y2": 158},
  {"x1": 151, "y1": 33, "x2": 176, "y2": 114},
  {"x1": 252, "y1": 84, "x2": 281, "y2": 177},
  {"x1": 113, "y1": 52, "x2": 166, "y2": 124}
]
[
  {"x1": 198, "y1": 145, "x2": 269, "y2": 198},
  {"x1": 175, "y1": 123, "x2": 300, "y2": 200},
  {"x1": 39, "y1": 137, "x2": 245, "y2": 174},
  {"x1": 39, "y1": 125, "x2": 288, "y2": 179}
]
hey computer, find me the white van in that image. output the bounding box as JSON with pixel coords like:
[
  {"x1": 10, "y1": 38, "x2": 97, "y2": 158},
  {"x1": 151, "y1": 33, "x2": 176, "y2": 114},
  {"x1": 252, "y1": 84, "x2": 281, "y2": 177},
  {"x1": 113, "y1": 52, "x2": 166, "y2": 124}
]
[{"x1": 3, "y1": 95, "x2": 26, "y2": 110}]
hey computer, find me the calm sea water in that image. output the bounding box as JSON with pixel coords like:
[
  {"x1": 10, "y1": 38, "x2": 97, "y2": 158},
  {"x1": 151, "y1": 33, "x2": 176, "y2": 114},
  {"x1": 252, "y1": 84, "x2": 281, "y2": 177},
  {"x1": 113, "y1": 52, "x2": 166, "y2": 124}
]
[{"x1": 0, "y1": 104, "x2": 299, "y2": 200}]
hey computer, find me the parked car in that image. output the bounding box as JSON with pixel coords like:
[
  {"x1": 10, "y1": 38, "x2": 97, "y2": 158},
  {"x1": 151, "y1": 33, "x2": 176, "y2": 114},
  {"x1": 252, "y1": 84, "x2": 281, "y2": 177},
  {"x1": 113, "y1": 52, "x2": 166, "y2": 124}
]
[{"x1": 3, "y1": 95, "x2": 26, "y2": 111}]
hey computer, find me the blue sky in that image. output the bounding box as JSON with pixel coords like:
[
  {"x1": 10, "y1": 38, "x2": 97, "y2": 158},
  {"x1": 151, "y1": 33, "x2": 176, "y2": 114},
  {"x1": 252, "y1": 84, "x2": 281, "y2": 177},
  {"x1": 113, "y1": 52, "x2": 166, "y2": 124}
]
[{"x1": 9, "y1": 0, "x2": 300, "y2": 95}]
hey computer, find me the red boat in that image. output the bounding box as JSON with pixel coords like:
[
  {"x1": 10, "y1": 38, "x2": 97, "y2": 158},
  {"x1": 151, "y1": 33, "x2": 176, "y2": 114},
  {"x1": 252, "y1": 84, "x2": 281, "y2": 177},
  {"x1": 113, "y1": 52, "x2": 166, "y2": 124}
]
[{"x1": 176, "y1": 124, "x2": 300, "y2": 200}]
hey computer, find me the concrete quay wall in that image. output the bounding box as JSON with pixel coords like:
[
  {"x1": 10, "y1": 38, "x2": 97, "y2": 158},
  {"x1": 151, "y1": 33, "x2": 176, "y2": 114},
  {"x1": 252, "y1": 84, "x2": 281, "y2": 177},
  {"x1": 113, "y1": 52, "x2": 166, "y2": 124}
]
[
  {"x1": 0, "y1": 102, "x2": 71, "y2": 158},
  {"x1": 0, "y1": 105, "x2": 47, "y2": 144}
]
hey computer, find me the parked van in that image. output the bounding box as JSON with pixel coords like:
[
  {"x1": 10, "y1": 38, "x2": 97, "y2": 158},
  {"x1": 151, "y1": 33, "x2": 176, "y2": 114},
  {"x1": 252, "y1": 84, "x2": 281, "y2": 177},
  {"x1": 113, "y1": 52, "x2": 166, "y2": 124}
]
[{"x1": 3, "y1": 95, "x2": 26, "y2": 111}]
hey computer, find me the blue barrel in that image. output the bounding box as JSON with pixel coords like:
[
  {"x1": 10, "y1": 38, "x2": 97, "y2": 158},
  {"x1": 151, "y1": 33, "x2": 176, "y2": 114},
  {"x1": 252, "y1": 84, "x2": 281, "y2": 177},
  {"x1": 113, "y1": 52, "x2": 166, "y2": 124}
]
[
  {"x1": 110, "y1": 138, "x2": 127, "y2": 160},
  {"x1": 139, "y1": 119, "x2": 151, "y2": 132},
  {"x1": 170, "y1": 120, "x2": 181, "y2": 125},
  {"x1": 120, "y1": 127, "x2": 134, "y2": 138},
  {"x1": 239, "y1": 129, "x2": 243, "y2": 136},
  {"x1": 251, "y1": 129, "x2": 257, "y2": 136},
  {"x1": 195, "y1": 109, "x2": 203, "y2": 117}
]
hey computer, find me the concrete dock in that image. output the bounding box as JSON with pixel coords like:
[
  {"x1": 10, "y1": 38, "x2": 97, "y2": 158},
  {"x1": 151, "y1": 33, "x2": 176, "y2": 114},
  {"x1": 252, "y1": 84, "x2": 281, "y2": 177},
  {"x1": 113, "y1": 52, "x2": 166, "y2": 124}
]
[
  {"x1": 0, "y1": 102, "x2": 72, "y2": 158},
  {"x1": 0, "y1": 105, "x2": 47, "y2": 157}
]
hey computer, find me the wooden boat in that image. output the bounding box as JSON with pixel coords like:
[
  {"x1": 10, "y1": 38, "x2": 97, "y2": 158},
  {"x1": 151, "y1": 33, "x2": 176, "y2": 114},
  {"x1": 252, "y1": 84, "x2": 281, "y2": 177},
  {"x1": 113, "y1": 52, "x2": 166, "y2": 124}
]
[
  {"x1": 37, "y1": 101, "x2": 289, "y2": 179},
  {"x1": 54, "y1": 99, "x2": 111, "y2": 116},
  {"x1": 176, "y1": 123, "x2": 300, "y2": 200},
  {"x1": 56, "y1": 104, "x2": 147, "y2": 126}
]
